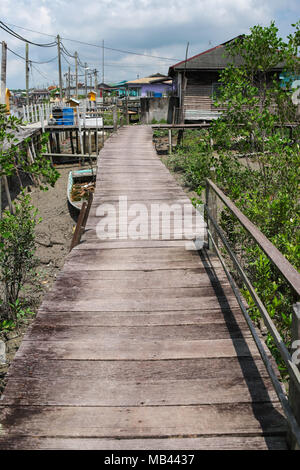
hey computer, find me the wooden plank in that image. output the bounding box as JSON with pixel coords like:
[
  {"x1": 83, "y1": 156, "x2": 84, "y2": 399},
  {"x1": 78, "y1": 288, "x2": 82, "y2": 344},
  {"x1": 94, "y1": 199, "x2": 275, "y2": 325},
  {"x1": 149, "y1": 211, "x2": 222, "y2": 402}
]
[
  {"x1": 15, "y1": 337, "x2": 264, "y2": 360},
  {"x1": 53, "y1": 267, "x2": 228, "y2": 285},
  {"x1": 0, "y1": 436, "x2": 287, "y2": 450},
  {"x1": 1, "y1": 375, "x2": 278, "y2": 406},
  {"x1": 0, "y1": 403, "x2": 286, "y2": 438},
  {"x1": 25, "y1": 324, "x2": 253, "y2": 342},
  {"x1": 34, "y1": 308, "x2": 246, "y2": 327},
  {"x1": 39, "y1": 294, "x2": 240, "y2": 312},
  {"x1": 5, "y1": 357, "x2": 272, "y2": 382},
  {"x1": 43, "y1": 285, "x2": 236, "y2": 302}
]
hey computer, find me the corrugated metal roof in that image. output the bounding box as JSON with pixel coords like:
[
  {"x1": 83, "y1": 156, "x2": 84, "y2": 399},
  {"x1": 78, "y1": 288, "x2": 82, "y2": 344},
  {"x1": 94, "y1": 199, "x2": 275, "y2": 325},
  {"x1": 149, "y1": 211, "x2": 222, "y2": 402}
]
[
  {"x1": 126, "y1": 74, "x2": 170, "y2": 86},
  {"x1": 169, "y1": 36, "x2": 285, "y2": 74}
]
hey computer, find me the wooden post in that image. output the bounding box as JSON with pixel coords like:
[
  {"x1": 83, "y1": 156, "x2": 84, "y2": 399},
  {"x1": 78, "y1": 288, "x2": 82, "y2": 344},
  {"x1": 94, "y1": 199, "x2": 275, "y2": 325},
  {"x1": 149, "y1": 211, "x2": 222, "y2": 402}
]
[
  {"x1": 39, "y1": 105, "x2": 44, "y2": 132},
  {"x1": 75, "y1": 130, "x2": 79, "y2": 154},
  {"x1": 3, "y1": 176, "x2": 14, "y2": 214},
  {"x1": 88, "y1": 130, "x2": 91, "y2": 157},
  {"x1": 126, "y1": 88, "x2": 129, "y2": 125},
  {"x1": 168, "y1": 129, "x2": 172, "y2": 154},
  {"x1": 113, "y1": 105, "x2": 118, "y2": 132},
  {"x1": 83, "y1": 131, "x2": 86, "y2": 155},
  {"x1": 70, "y1": 131, "x2": 74, "y2": 154},
  {"x1": 95, "y1": 130, "x2": 98, "y2": 156},
  {"x1": 55, "y1": 132, "x2": 60, "y2": 154},
  {"x1": 177, "y1": 129, "x2": 184, "y2": 146},
  {"x1": 82, "y1": 192, "x2": 93, "y2": 228},
  {"x1": 206, "y1": 169, "x2": 218, "y2": 252},
  {"x1": 69, "y1": 201, "x2": 88, "y2": 251},
  {"x1": 288, "y1": 302, "x2": 300, "y2": 449}
]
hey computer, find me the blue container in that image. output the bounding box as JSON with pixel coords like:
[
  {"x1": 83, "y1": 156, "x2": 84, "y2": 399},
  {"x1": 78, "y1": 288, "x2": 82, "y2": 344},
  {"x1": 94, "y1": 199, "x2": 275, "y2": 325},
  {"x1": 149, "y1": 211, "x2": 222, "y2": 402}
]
[{"x1": 62, "y1": 107, "x2": 74, "y2": 125}]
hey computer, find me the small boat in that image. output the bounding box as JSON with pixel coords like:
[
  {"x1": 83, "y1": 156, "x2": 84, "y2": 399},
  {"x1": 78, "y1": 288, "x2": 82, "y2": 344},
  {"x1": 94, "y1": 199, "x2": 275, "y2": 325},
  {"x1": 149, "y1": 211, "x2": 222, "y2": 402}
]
[{"x1": 67, "y1": 168, "x2": 97, "y2": 210}]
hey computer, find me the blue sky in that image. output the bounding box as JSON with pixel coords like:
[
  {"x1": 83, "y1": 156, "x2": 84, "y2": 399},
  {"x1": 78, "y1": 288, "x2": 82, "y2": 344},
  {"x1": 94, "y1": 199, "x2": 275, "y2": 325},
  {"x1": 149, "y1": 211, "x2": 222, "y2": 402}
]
[{"x1": 0, "y1": 0, "x2": 299, "y2": 89}]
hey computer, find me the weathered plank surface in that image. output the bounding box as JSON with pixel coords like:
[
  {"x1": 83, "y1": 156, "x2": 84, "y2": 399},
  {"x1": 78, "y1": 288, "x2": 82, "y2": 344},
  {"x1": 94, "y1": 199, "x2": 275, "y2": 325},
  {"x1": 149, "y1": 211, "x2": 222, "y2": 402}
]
[{"x1": 0, "y1": 125, "x2": 287, "y2": 450}]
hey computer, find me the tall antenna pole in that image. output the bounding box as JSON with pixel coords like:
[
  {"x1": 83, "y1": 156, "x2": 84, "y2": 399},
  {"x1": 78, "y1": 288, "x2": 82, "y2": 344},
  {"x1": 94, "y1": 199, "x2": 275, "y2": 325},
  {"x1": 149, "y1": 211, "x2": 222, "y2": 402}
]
[
  {"x1": 102, "y1": 39, "x2": 104, "y2": 84},
  {"x1": 75, "y1": 51, "x2": 78, "y2": 99},
  {"x1": 57, "y1": 34, "x2": 63, "y2": 100},
  {"x1": 25, "y1": 43, "x2": 29, "y2": 106}
]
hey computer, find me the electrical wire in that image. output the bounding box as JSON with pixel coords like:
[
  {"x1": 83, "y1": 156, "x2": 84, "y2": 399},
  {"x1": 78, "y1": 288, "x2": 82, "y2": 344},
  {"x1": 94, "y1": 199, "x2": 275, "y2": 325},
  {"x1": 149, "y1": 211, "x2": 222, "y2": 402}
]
[
  {"x1": 0, "y1": 21, "x2": 57, "y2": 47},
  {"x1": 1, "y1": 19, "x2": 181, "y2": 60},
  {"x1": 7, "y1": 46, "x2": 57, "y2": 64}
]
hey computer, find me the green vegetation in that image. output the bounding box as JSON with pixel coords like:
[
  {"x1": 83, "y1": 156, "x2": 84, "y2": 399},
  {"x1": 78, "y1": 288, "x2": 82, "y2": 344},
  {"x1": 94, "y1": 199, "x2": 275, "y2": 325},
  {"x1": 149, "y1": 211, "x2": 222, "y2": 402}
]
[
  {"x1": 162, "y1": 22, "x2": 300, "y2": 377},
  {"x1": 0, "y1": 194, "x2": 40, "y2": 329},
  {"x1": 0, "y1": 104, "x2": 60, "y2": 333}
]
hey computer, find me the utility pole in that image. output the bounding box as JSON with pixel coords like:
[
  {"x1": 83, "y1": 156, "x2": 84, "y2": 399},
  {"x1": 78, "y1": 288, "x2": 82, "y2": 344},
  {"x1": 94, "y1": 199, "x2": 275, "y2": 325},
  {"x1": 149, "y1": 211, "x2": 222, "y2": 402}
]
[
  {"x1": 85, "y1": 62, "x2": 87, "y2": 98},
  {"x1": 102, "y1": 40, "x2": 105, "y2": 104},
  {"x1": 25, "y1": 43, "x2": 29, "y2": 106},
  {"x1": 0, "y1": 41, "x2": 7, "y2": 219},
  {"x1": 1, "y1": 41, "x2": 7, "y2": 106},
  {"x1": 102, "y1": 40, "x2": 104, "y2": 84},
  {"x1": 68, "y1": 66, "x2": 71, "y2": 99},
  {"x1": 75, "y1": 51, "x2": 78, "y2": 99},
  {"x1": 57, "y1": 34, "x2": 63, "y2": 100},
  {"x1": 94, "y1": 69, "x2": 98, "y2": 96}
]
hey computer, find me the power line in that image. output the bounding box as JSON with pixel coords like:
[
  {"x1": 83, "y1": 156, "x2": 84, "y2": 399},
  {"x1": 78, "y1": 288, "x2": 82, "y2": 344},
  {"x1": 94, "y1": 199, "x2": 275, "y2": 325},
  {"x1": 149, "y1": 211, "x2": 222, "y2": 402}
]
[
  {"x1": 0, "y1": 21, "x2": 57, "y2": 47},
  {"x1": 2, "y1": 19, "x2": 181, "y2": 61},
  {"x1": 7, "y1": 46, "x2": 57, "y2": 64}
]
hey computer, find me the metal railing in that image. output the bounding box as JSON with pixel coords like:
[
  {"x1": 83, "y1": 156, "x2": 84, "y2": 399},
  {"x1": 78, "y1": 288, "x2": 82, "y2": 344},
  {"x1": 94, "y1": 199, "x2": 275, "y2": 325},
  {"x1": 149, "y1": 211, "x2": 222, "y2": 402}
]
[{"x1": 205, "y1": 177, "x2": 300, "y2": 449}]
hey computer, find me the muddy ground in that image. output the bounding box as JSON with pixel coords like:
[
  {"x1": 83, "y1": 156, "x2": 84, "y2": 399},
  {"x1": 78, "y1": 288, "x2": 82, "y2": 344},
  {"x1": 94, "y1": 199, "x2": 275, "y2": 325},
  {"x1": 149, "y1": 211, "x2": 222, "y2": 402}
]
[{"x1": 0, "y1": 160, "x2": 84, "y2": 395}]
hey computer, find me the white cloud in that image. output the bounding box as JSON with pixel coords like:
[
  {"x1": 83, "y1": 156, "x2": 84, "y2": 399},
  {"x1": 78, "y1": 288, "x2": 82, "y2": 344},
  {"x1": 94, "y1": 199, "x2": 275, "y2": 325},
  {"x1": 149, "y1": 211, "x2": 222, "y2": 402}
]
[{"x1": 0, "y1": 0, "x2": 298, "y2": 88}]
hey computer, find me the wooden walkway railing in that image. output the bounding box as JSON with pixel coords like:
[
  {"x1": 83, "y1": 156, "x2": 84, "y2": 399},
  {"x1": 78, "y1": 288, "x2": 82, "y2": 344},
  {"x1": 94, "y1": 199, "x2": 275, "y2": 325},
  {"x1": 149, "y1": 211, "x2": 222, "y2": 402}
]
[
  {"x1": 205, "y1": 178, "x2": 300, "y2": 449},
  {"x1": 0, "y1": 125, "x2": 294, "y2": 449}
]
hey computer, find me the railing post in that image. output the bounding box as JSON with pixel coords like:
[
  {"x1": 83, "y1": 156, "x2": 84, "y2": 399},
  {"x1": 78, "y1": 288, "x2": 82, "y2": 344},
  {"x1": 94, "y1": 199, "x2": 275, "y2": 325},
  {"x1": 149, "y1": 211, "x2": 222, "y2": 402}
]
[
  {"x1": 288, "y1": 302, "x2": 300, "y2": 449},
  {"x1": 168, "y1": 129, "x2": 172, "y2": 154},
  {"x1": 113, "y1": 105, "x2": 118, "y2": 132},
  {"x1": 206, "y1": 170, "x2": 218, "y2": 252}
]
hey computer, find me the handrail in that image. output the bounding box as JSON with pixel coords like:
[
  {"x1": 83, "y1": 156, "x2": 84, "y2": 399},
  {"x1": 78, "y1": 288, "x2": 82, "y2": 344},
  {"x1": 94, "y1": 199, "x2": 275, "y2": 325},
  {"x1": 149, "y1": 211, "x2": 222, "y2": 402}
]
[
  {"x1": 205, "y1": 177, "x2": 300, "y2": 449},
  {"x1": 206, "y1": 178, "x2": 300, "y2": 297}
]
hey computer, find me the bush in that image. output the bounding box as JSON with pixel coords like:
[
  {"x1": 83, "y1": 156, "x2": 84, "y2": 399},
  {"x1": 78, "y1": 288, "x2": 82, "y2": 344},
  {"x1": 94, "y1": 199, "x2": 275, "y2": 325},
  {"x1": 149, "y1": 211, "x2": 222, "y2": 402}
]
[{"x1": 0, "y1": 192, "x2": 40, "y2": 324}]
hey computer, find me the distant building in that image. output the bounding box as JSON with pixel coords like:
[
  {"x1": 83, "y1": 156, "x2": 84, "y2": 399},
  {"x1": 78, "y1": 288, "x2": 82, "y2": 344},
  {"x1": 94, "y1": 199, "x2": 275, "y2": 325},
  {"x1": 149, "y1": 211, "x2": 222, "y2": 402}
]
[
  {"x1": 29, "y1": 89, "x2": 50, "y2": 103},
  {"x1": 168, "y1": 36, "x2": 285, "y2": 121},
  {"x1": 126, "y1": 73, "x2": 173, "y2": 98}
]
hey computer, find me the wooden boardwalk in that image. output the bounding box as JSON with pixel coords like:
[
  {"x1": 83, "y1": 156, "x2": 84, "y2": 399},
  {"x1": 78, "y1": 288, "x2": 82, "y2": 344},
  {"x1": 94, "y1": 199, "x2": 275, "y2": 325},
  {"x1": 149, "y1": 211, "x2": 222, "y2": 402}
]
[{"x1": 0, "y1": 126, "x2": 287, "y2": 449}]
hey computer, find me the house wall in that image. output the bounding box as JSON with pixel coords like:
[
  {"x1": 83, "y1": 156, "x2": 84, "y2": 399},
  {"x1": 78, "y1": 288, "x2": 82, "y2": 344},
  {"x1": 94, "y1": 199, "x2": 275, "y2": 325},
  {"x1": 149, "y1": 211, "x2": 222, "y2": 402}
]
[
  {"x1": 140, "y1": 96, "x2": 179, "y2": 123},
  {"x1": 140, "y1": 83, "x2": 172, "y2": 97}
]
